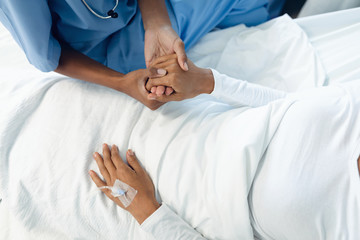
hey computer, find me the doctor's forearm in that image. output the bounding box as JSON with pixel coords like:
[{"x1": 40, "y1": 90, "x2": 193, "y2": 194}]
[
  {"x1": 54, "y1": 46, "x2": 125, "y2": 91},
  {"x1": 138, "y1": 0, "x2": 171, "y2": 30}
]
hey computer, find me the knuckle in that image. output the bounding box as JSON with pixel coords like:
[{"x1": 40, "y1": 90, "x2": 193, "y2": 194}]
[
  {"x1": 112, "y1": 155, "x2": 120, "y2": 163},
  {"x1": 149, "y1": 68, "x2": 157, "y2": 76},
  {"x1": 103, "y1": 161, "x2": 111, "y2": 169},
  {"x1": 176, "y1": 38, "x2": 184, "y2": 45}
]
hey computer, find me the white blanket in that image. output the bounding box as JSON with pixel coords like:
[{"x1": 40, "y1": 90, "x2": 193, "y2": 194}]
[{"x1": 0, "y1": 15, "x2": 326, "y2": 239}]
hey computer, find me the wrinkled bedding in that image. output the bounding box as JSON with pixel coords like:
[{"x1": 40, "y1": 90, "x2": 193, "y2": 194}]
[{"x1": 0, "y1": 15, "x2": 328, "y2": 239}]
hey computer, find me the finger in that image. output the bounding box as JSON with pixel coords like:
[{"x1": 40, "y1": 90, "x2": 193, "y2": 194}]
[
  {"x1": 173, "y1": 38, "x2": 188, "y2": 71},
  {"x1": 145, "y1": 84, "x2": 156, "y2": 93},
  {"x1": 148, "y1": 67, "x2": 167, "y2": 79},
  {"x1": 144, "y1": 44, "x2": 156, "y2": 68},
  {"x1": 111, "y1": 144, "x2": 134, "y2": 173},
  {"x1": 89, "y1": 170, "x2": 113, "y2": 198},
  {"x1": 109, "y1": 144, "x2": 124, "y2": 169},
  {"x1": 145, "y1": 57, "x2": 153, "y2": 69},
  {"x1": 156, "y1": 86, "x2": 166, "y2": 96},
  {"x1": 144, "y1": 78, "x2": 153, "y2": 92},
  {"x1": 165, "y1": 87, "x2": 174, "y2": 96},
  {"x1": 89, "y1": 170, "x2": 107, "y2": 188},
  {"x1": 147, "y1": 92, "x2": 178, "y2": 102},
  {"x1": 93, "y1": 152, "x2": 111, "y2": 184},
  {"x1": 148, "y1": 92, "x2": 157, "y2": 100},
  {"x1": 126, "y1": 150, "x2": 144, "y2": 174},
  {"x1": 152, "y1": 59, "x2": 178, "y2": 70},
  {"x1": 146, "y1": 76, "x2": 172, "y2": 90},
  {"x1": 103, "y1": 143, "x2": 117, "y2": 177},
  {"x1": 151, "y1": 54, "x2": 177, "y2": 66}
]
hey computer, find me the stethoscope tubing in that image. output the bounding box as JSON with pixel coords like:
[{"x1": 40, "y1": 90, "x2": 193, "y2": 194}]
[{"x1": 81, "y1": 0, "x2": 119, "y2": 19}]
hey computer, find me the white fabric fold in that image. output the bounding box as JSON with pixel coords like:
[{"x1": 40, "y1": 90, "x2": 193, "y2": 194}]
[
  {"x1": 211, "y1": 68, "x2": 286, "y2": 107},
  {"x1": 0, "y1": 14, "x2": 332, "y2": 240},
  {"x1": 141, "y1": 203, "x2": 206, "y2": 240}
]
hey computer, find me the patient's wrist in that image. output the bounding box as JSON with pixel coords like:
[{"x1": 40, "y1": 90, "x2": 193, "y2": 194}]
[
  {"x1": 130, "y1": 201, "x2": 161, "y2": 225},
  {"x1": 201, "y1": 68, "x2": 215, "y2": 95}
]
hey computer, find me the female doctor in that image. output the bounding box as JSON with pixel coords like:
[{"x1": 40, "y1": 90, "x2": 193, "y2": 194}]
[{"x1": 0, "y1": 0, "x2": 271, "y2": 110}]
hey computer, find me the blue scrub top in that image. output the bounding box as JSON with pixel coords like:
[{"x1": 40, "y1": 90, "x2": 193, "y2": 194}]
[{"x1": 0, "y1": 0, "x2": 269, "y2": 73}]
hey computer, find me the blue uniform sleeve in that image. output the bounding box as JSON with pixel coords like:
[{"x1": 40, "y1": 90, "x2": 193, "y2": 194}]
[{"x1": 0, "y1": 0, "x2": 61, "y2": 72}]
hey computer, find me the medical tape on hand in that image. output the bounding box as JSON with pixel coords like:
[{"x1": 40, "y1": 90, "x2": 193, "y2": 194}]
[{"x1": 99, "y1": 179, "x2": 138, "y2": 208}]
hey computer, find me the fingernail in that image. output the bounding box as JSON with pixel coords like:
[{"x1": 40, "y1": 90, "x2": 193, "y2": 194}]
[
  {"x1": 184, "y1": 62, "x2": 189, "y2": 71},
  {"x1": 157, "y1": 68, "x2": 167, "y2": 75},
  {"x1": 149, "y1": 95, "x2": 156, "y2": 100},
  {"x1": 128, "y1": 149, "x2": 134, "y2": 156},
  {"x1": 93, "y1": 152, "x2": 97, "y2": 158},
  {"x1": 88, "y1": 170, "x2": 92, "y2": 175}
]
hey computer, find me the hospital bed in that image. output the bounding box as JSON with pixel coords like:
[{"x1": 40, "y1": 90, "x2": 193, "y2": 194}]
[{"x1": 1, "y1": 8, "x2": 360, "y2": 239}]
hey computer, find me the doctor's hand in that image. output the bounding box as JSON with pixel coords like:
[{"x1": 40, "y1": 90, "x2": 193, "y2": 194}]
[
  {"x1": 90, "y1": 144, "x2": 160, "y2": 225},
  {"x1": 146, "y1": 54, "x2": 214, "y2": 102},
  {"x1": 144, "y1": 25, "x2": 188, "y2": 96},
  {"x1": 120, "y1": 68, "x2": 166, "y2": 110},
  {"x1": 144, "y1": 25, "x2": 188, "y2": 71}
]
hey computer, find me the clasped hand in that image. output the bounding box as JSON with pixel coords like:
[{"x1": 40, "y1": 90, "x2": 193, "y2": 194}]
[
  {"x1": 122, "y1": 54, "x2": 214, "y2": 110},
  {"x1": 146, "y1": 54, "x2": 214, "y2": 102},
  {"x1": 123, "y1": 25, "x2": 213, "y2": 110}
]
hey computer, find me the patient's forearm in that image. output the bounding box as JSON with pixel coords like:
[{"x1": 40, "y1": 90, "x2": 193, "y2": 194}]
[
  {"x1": 141, "y1": 203, "x2": 207, "y2": 240},
  {"x1": 211, "y1": 69, "x2": 287, "y2": 107},
  {"x1": 54, "y1": 46, "x2": 125, "y2": 91}
]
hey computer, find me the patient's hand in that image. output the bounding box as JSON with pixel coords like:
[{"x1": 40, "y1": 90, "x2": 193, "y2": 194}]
[
  {"x1": 90, "y1": 144, "x2": 160, "y2": 224},
  {"x1": 146, "y1": 54, "x2": 215, "y2": 102}
]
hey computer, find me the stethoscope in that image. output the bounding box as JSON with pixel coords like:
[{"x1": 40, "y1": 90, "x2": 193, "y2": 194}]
[{"x1": 81, "y1": 0, "x2": 119, "y2": 19}]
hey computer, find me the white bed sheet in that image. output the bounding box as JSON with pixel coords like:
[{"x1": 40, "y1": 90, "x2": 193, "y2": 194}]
[
  {"x1": 297, "y1": 7, "x2": 360, "y2": 84},
  {"x1": 298, "y1": 0, "x2": 360, "y2": 17},
  {"x1": 0, "y1": 9, "x2": 359, "y2": 240}
]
